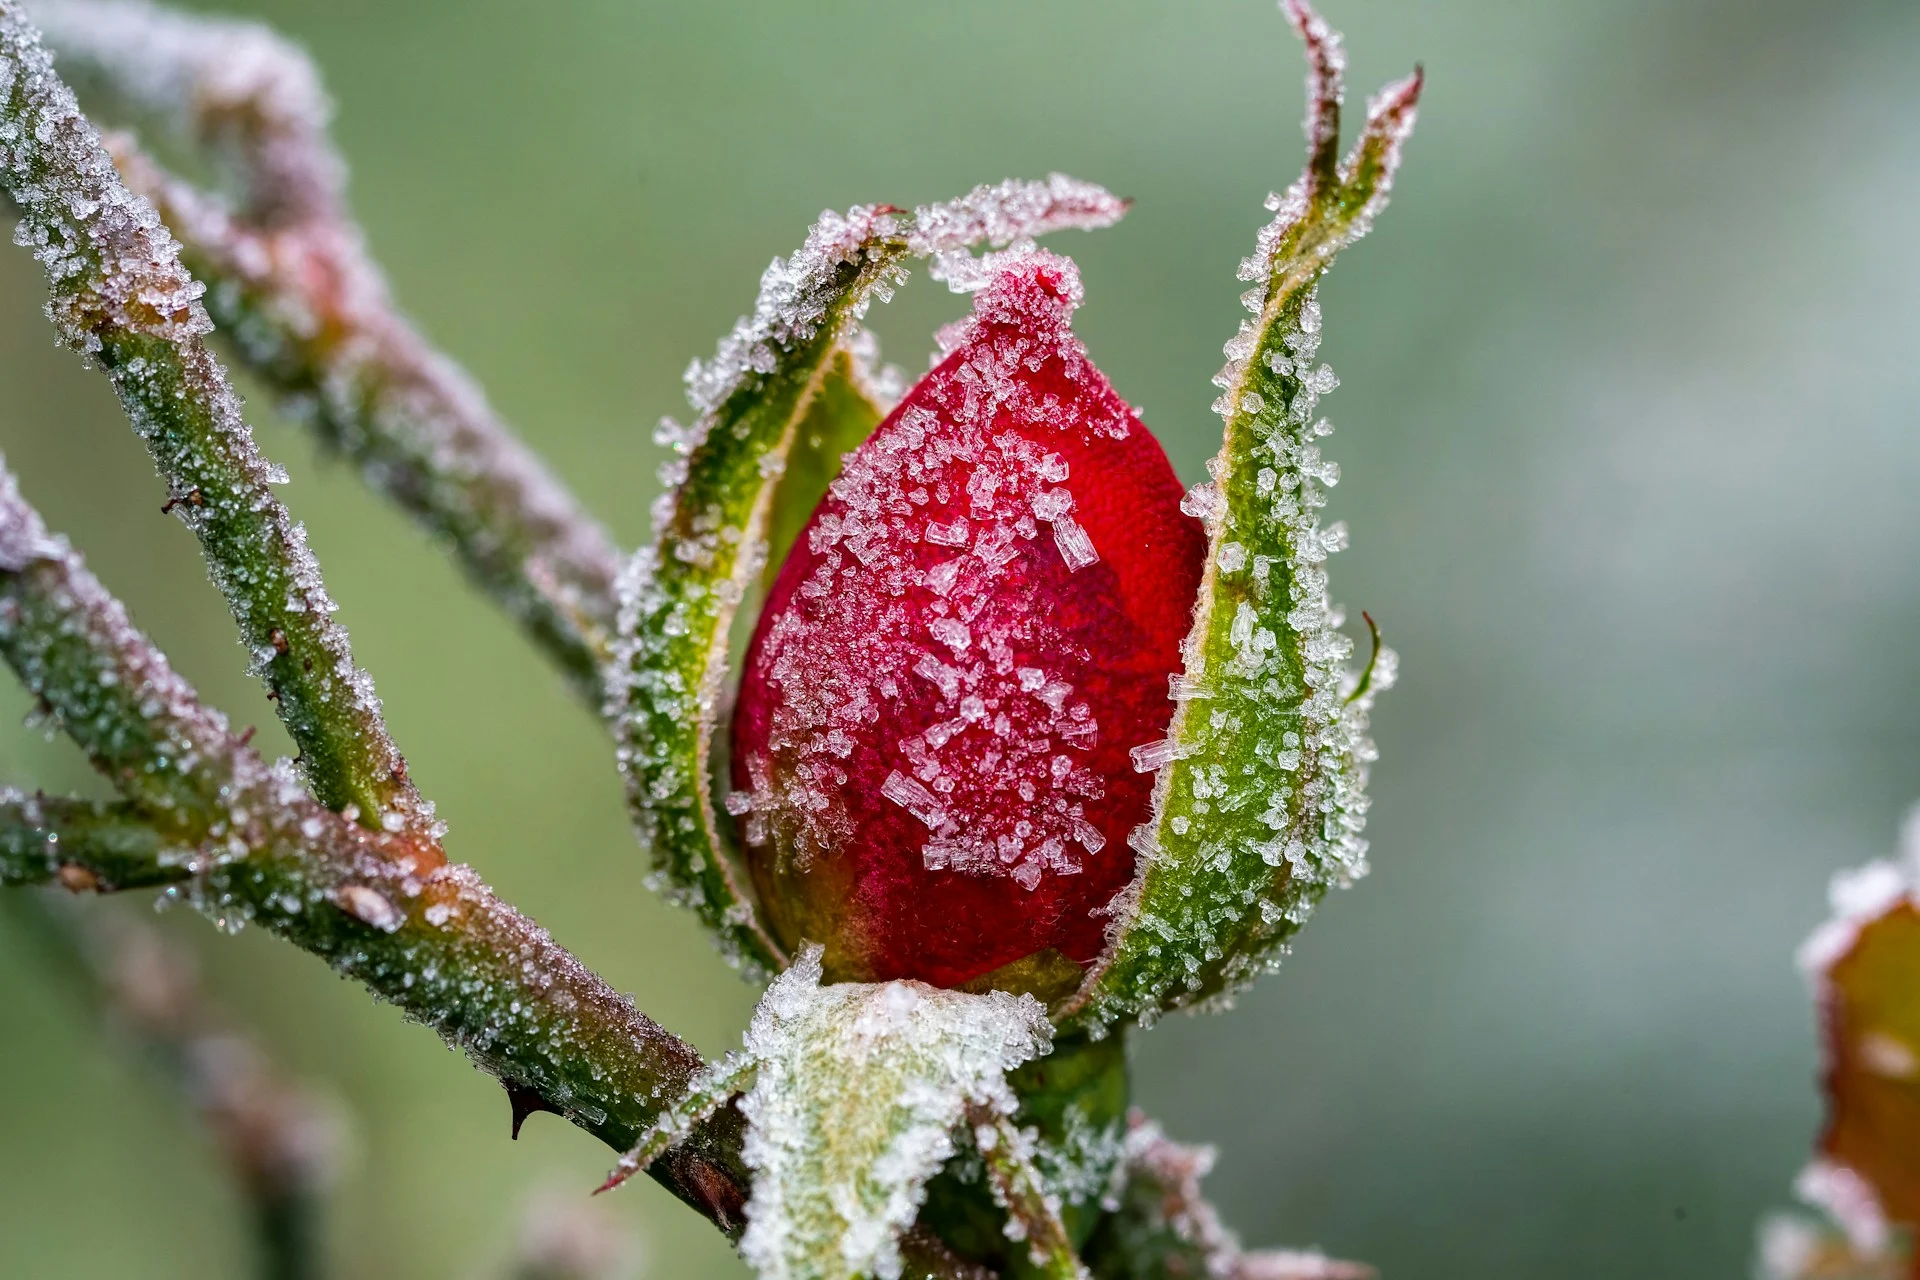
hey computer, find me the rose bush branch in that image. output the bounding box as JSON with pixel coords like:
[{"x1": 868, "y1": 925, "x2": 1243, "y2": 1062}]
[
  {"x1": 0, "y1": 791, "x2": 191, "y2": 891},
  {"x1": 29, "y1": 0, "x2": 626, "y2": 700},
  {"x1": 0, "y1": 1, "x2": 427, "y2": 835},
  {"x1": 0, "y1": 456, "x2": 765, "y2": 1239}
]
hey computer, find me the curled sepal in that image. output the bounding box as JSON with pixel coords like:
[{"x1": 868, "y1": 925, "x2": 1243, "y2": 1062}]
[
  {"x1": 722, "y1": 945, "x2": 1052, "y2": 1280},
  {"x1": 1791, "y1": 810, "x2": 1920, "y2": 1263},
  {"x1": 612, "y1": 176, "x2": 1126, "y2": 972},
  {"x1": 1058, "y1": 0, "x2": 1418, "y2": 1032}
]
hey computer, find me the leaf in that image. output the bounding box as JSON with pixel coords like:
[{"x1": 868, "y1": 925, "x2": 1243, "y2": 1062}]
[
  {"x1": 725, "y1": 945, "x2": 1053, "y2": 1280},
  {"x1": 1061, "y1": 0, "x2": 1419, "y2": 1031},
  {"x1": 1797, "y1": 818, "x2": 1920, "y2": 1265},
  {"x1": 613, "y1": 177, "x2": 1126, "y2": 973}
]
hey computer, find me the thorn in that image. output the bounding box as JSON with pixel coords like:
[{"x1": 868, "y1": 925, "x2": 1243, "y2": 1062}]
[
  {"x1": 268, "y1": 628, "x2": 290, "y2": 655},
  {"x1": 505, "y1": 1081, "x2": 560, "y2": 1140},
  {"x1": 237, "y1": 725, "x2": 256, "y2": 747}
]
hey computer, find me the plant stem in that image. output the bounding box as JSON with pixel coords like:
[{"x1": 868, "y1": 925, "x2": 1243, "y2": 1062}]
[
  {"x1": 0, "y1": 457, "x2": 752, "y2": 1233},
  {"x1": 0, "y1": 1, "x2": 425, "y2": 835},
  {"x1": 0, "y1": 792, "x2": 192, "y2": 890},
  {"x1": 34, "y1": 0, "x2": 624, "y2": 700}
]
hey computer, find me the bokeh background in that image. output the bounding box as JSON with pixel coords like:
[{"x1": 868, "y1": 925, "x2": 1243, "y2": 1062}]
[{"x1": 2, "y1": 0, "x2": 1917, "y2": 1275}]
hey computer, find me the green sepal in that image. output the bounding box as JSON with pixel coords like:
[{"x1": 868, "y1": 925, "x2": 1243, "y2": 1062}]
[{"x1": 1062, "y1": 3, "x2": 1421, "y2": 1032}]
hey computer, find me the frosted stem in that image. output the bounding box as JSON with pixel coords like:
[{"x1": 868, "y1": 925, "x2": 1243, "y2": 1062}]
[
  {"x1": 29, "y1": 0, "x2": 625, "y2": 702},
  {"x1": 0, "y1": 3, "x2": 427, "y2": 836},
  {"x1": 4, "y1": 889, "x2": 337, "y2": 1280},
  {"x1": 968, "y1": 1104, "x2": 1090, "y2": 1280},
  {"x1": 0, "y1": 458, "x2": 752, "y2": 1236},
  {"x1": 0, "y1": 791, "x2": 191, "y2": 890}
]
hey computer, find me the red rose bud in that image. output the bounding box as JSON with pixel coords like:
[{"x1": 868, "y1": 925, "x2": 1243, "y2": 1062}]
[{"x1": 729, "y1": 250, "x2": 1206, "y2": 989}]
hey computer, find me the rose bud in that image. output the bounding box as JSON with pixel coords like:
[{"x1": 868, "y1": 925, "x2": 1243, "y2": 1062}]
[{"x1": 729, "y1": 250, "x2": 1206, "y2": 990}]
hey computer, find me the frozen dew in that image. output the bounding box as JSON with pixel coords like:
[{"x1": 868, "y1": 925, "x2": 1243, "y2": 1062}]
[{"x1": 1051, "y1": 514, "x2": 1098, "y2": 572}]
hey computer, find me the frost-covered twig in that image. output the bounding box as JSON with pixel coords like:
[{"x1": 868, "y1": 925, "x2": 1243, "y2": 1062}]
[
  {"x1": 0, "y1": 2, "x2": 426, "y2": 835},
  {"x1": 968, "y1": 1104, "x2": 1089, "y2": 1280},
  {"x1": 1082, "y1": 1114, "x2": 1373, "y2": 1280},
  {"x1": 0, "y1": 458, "x2": 755, "y2": 1235},
  {"x1": 4, "y1": 890, "x2": 339, "y2": 1280},
  {"x1": 0, "y1": 791, "x2": 191, "y2": 890},
  {"x1": 32, "y1": 0, "x2": 625, "y2": 699}
]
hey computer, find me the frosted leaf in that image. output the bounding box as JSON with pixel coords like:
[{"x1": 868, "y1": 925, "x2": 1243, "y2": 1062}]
[
  {"x1": 612, "y1": 176, "x2": 1125, "y2": 972},
  {"x1": 1061, "y1": 0, "x2": 1420, "y2": 1032},
  {"x1": 725, "y1": 946, "x2": 1052, "y2": 1280},
  {"x1": 1788, "y1": 806, "x2": 1920, "y2": 1262}
]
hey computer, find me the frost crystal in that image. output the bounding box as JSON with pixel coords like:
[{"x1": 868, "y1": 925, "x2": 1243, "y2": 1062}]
[{"x1": 733, "y1": 946, "x2": 1052, "y2": 1280}]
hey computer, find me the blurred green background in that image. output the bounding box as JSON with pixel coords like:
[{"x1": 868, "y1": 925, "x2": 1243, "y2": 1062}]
[{"x1": 2, "y1": 0, "x2": 1917, "y2": 1275}]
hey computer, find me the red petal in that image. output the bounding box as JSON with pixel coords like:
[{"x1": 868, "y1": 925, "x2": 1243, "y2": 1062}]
[{"x1": 731, "y1": 251, "x2": 1205, "y2": 987}]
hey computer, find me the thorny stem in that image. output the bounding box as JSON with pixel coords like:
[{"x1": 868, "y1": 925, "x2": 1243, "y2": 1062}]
[
  {"x1": 34, "y1": 0, "x2": 626, "y2": 701},
  {"x1": 0, "y1": 1, "x2": 427, "y2": 836},
  {"x1": 0, "y1": 459, "x2": 763, "y2": 1240},
  {"x1": 3, "y1": 890, "x2": 337, "y2": 1280}
]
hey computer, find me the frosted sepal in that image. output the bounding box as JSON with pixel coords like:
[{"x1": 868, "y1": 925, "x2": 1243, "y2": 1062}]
[{"x1": 1060, "y1": 0, "x2": 1420, "y2": 1032}]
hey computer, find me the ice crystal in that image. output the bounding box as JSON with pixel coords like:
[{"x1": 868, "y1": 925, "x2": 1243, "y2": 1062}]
[{"x1": 730, "y1": 946, "x2": 1052, "y2": 1280}]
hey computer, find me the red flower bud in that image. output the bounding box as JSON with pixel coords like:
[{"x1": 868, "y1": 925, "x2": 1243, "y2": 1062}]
[{"x1": 730, "y1": 251, "x2": 1206, "y2": 989}]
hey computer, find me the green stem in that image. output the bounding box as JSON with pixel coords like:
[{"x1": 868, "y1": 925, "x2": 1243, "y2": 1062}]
[
  {"x1": 33, "y1": 0, "x2": 624, "y2": 700},
  {"x1": 0, "y1": 457, "x2": 746, "y2": 1232},
  {"x1": 0, "y1": 3, "x2": 423, "y2": 834},
  {"x1": 0, "y1": 792, "x2": 191, "y2": 890}
]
